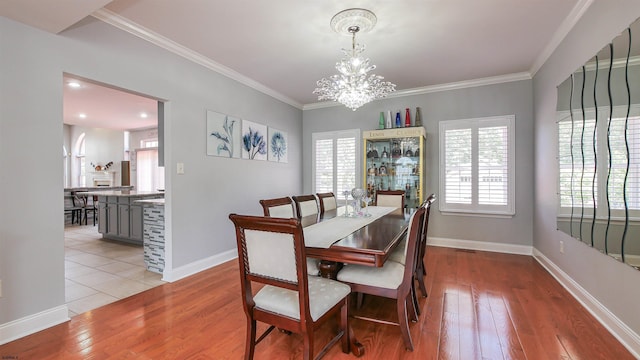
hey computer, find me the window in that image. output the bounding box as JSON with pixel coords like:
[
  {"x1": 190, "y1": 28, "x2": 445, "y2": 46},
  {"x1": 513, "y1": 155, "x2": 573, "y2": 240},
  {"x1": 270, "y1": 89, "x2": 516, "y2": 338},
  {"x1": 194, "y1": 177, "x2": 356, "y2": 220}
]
[
  {"x1": 136, "y1": 147, "x2": 165, "y2": 192},
  {"x1": 558, "y1": 106, "x2": 640, "y2": 218},
  {"x1": 74, "y1": 133, "x2": 86, "y2": 187},
  {"x1": 439, "y1": 115, "x2": 515, "y2": 216},
  {"x1": 312, "y1": 129, "x2": 360, "y2": 195}
]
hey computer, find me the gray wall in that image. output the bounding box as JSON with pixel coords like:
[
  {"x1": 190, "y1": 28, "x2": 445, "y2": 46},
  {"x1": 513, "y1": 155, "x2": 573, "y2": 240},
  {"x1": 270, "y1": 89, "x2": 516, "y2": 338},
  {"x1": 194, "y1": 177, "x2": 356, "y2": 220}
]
[
  {"x1": 0, "y1": 16, "x2": 302, "y2": 326},
  {"x1": 533, "y1": 0, "x2": 640, "y2": 338},
  {"x1": 303, "y1": 80, "x2": 534, "y2": 247}
]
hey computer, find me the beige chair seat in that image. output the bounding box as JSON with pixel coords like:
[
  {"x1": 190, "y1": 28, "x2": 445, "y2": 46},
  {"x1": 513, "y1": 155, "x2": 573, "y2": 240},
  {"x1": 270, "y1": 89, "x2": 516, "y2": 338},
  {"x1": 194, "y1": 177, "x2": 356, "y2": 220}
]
[
  {"x1": 255, "y1": 276, "x2": 350, "y2": 321},
  {"x1": 337, "y1": 260, "x2": 404, "y2": 290}
]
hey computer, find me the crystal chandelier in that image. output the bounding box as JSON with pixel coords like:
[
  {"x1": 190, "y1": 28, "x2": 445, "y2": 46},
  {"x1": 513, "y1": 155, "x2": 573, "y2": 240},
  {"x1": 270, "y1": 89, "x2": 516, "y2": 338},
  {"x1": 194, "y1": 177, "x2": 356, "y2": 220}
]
[{"x1": 313, "y1": 9, "x2": 396, "y2": 111}]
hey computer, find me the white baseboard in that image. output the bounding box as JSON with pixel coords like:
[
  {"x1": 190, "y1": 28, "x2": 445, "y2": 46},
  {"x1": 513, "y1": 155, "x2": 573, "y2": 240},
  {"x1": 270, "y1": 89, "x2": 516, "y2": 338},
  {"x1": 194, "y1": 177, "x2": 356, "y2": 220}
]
[
  {"x1": 427, "y1": 236, "x2": 533, "y2": 255},
  {"x1": 0, "y1": 305, "x2": 69, "y2": 346},
  {"x1": 161, "y1": 249, "x2": 237, "y2": 282},
  {"x1": 533, "y1": 248, "x2": 640, "y2": 358}
]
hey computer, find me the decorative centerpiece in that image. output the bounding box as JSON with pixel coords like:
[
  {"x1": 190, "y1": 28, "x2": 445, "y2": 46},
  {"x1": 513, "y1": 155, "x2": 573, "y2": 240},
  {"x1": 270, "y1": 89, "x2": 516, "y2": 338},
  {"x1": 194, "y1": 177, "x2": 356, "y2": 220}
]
[{"x1": 350, "y1": 188, "x2": 368, "y2": 217}]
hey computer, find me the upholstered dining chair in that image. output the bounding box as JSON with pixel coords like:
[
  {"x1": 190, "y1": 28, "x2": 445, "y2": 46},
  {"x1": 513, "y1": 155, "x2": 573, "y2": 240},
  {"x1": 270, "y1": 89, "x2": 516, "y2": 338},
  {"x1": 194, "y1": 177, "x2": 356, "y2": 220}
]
[
  {"x1": 316, "y1": 192, "x2": 337, "y2": 215},
  {"x1": 292, "y1": 195, "x2": 319, "y2": 225},
  {"x1": 259, "y1": 196, "x2": 296, "y2": 218},
  {"x1": 260, "y1": 196, "x2": 320, "y2": 277},
  {"x1": 375, "y1": 190, "x2": 405, "y2": 209},
  {"x1": 388, "y1": 194, "x2": 436, "y2": 316},
  {"x1": 336, "y1": 205, "x2": 426, "y2": 351},
  {"x1": 229, "y1": 214, "x2": 352, "y2": 360}
]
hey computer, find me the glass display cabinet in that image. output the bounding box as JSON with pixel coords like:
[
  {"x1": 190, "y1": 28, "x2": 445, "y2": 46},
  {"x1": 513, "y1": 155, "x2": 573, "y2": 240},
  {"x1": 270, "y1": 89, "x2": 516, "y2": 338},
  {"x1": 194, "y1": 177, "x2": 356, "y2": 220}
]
[{"x1": 363, "y1": 127, "x2": 426, "y2": 209}]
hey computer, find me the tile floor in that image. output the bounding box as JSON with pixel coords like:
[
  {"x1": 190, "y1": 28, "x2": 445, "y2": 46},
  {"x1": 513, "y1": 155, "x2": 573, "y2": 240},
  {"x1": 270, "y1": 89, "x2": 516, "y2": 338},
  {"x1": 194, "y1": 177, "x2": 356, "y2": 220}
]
[{"x1": 65, "y1": 224, "x2": 165, "y2": 317}]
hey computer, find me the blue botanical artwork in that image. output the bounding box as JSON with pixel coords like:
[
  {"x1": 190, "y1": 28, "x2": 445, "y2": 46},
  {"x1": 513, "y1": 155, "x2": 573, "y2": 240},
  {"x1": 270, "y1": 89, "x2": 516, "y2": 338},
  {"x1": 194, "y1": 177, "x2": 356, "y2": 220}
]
[
  {"x1": 207, "y1": 110, "x2": 241, "y2": 158},
  {"x1": 241, "y1": 120, "x2": 267, "y2": 161},
  {"x1": 268, "y1": 128, "x2": 288, "y2": 163}
]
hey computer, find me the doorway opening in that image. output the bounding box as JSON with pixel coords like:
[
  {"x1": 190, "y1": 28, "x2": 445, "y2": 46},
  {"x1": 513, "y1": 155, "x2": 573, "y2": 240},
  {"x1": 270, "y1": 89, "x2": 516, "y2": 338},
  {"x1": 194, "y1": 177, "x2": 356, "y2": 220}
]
[{"x1": 63, "y1": 73, "x2": 166, "y2": 317}]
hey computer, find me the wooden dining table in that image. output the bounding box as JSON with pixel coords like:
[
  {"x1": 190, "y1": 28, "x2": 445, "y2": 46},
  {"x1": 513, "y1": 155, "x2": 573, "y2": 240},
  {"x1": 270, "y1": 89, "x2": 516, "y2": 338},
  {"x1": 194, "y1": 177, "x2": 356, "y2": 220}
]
[{"x1": 302, "y1": 206, "x2": 410, "y2": 279}]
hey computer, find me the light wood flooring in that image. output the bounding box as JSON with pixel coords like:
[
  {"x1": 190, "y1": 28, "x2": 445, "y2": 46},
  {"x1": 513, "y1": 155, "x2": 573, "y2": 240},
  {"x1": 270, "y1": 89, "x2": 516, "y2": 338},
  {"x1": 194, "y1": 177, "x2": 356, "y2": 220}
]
[{"x1": 0, "y1": 246, "x2": 634, "y2": 359}]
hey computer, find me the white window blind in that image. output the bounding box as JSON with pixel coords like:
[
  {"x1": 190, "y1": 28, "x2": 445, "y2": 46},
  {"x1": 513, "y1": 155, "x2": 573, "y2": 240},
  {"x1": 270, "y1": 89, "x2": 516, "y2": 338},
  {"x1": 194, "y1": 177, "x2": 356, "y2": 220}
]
[
  {"x1": 312, "y1": 130, "x2": 360, "y2": 195},
  {"x1": 440, "y1": 115, "x2": 515, "y2": 216}
]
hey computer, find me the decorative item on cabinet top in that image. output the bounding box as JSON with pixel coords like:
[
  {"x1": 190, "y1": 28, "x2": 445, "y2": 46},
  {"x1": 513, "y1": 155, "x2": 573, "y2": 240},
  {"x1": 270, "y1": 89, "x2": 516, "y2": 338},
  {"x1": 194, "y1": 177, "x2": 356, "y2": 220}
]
[{"x1": 378, "y1": 107, "x2": 423, "y2": 129}]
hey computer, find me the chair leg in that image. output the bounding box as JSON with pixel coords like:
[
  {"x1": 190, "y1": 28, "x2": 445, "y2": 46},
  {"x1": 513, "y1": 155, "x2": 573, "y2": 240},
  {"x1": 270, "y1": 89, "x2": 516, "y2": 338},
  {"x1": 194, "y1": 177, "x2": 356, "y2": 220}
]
[
  {"x1": 245, "y1": 318, "x2": 256, "y2": 360},
  {"x1": 397, "y1": 295, "x2": 414, "y2": 351},
  {"x1": 416, "y1": 261, "x2": 428, "y2": 298},
  {"x1": 410, "y1": 281, "x2": 420, "y2": 318},
  {"x1": 303, "y1": 330, "x2": 314, "y2": 360},
  {"x1": 356, "y1": 292, "x2": 364, "y2": 309},
  {"x1": 340, "y1": 301, "x2": 350, "y2": 354}
]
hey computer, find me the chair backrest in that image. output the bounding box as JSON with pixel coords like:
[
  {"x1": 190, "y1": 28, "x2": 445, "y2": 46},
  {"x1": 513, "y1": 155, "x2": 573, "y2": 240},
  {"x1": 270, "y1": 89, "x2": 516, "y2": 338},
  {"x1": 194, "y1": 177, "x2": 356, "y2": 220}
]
[
  {"x1": 259, "y1": 197, "x2": 296, "y2": 218},
  {"x1": 292, "y1": 195, "x2": 319, "y2": 219},
  {"x1": 229, "y1": 214, "x2": 312, "y2": 320},
  {"x1": 417, "y1": 194, "x2": 436, "y2": 264},
  {"x1": 376, "y1": 190, "x2": 405, "y2": 209},
  {"x1": 316, "y1": 192, "x2": 337, "y2": 214},
  {"x1": 401, "y1": 205, "x2": 427, "y2": 288}
]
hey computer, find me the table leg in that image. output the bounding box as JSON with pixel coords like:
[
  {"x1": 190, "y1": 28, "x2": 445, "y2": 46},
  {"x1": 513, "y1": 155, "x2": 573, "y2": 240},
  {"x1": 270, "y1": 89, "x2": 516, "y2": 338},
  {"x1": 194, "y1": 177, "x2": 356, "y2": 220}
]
[{"x1": 318, "y1": 260, "x2": 343, "y2": 280}]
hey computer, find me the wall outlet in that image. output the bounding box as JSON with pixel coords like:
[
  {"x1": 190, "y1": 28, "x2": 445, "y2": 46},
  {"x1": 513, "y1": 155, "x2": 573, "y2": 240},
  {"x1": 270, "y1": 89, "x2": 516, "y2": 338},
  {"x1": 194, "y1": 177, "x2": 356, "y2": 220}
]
[{"x1": 560, "y1": 241, "x2": 565, "y2": 254}]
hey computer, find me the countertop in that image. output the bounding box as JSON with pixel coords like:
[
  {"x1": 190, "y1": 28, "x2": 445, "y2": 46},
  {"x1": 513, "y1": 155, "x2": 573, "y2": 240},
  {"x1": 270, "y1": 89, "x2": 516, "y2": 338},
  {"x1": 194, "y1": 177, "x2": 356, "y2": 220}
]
[
  {"x1": 135, "y1": 198, "x2": 165, "y2": 205},
  {"x1": 65, "y1": 186, "x2": 133, "y2": 192},
  {"x1": 79, "y1": 190, "x2": 164, "y2": 197}
]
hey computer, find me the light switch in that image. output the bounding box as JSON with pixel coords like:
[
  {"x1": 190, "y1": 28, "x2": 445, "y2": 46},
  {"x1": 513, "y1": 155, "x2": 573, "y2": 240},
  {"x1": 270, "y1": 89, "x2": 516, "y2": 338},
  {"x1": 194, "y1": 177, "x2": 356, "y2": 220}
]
[{"x1": 177, "y1": 162, "x2": 185, "y2": 174}]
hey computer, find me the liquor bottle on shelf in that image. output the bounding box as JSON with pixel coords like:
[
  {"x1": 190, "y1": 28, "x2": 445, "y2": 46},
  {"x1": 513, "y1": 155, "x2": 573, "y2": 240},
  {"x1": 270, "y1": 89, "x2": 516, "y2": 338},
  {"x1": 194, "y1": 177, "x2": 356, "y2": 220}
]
[
  {"x1": 405, "y1": 108, "x2": 411, "y2": 127},
  {"x1": 386, "y1": 110, "x2": 392, "y2": 129},
  {"x1": 366, "y1": 143, "x2": 379, "y2": 159},
  {"x1": 395, "y1": 111, "x2": 401, "y2": 128},
  {"x1": 404, "y1": 147, "x2": 414, "y2": 157},
  {"x1": 379, "y1": 112, "x2": 385, "y2": 129},
  {"x1": 381, "y1": 146, "x2": 389, "y2": 160},
  {"x1": 391, "y1": 141, "x2": 402, "y2": 158},
  {"x1": 379, "y1": 162, "x2": 387, "y2": 176}
]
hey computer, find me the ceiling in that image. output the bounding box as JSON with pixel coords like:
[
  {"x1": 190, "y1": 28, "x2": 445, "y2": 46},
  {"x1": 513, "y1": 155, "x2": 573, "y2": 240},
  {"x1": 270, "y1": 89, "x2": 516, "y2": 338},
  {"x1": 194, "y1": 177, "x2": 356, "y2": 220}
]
[{"x1": 1, "y1": 0, "x2": 589, "y2": 129}]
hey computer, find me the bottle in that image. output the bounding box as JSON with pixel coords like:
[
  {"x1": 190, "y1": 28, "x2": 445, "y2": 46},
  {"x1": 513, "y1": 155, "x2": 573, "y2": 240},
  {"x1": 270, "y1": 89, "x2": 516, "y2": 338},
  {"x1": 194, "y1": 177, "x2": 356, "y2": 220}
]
[
  {"x1": 381, "y1": 146, "x2": 389, "y2": 159},
  {"x1": 379, "y1": 112, "x2": 385, "y2": 129},
  {"x1": 391, "y1": 141, "x2": 402, "y2": 158},
  {"x1": 405, "y1": 108, "x2": 411, "y2": 127},
  {"x1": 386, "y1": 110, "x2": 392, "y2": 129},
  {"x1": 415, "y1": 107, "x2": 423, "y2": 127},
  {"x1": 395, "y1": 111, "x2": 401, "y2": 127},
  {"x1": 379, "y1": 162, "x2": 387, "y2": 176},
  {"x1": 367, "y1": 143, "x2": 375, "y2": 158},
  {"x1": 404, "y1": 148, "x2": 414, "y2": 157}
]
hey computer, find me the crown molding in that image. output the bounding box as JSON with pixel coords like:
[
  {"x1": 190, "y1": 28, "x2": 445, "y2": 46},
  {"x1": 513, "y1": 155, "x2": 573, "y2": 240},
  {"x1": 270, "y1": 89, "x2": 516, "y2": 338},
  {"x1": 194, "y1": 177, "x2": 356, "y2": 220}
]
[
  {"x1": 303, "y1": 72, "x2": 532, "y2": 111},
  {"x1": 92, "y1": 8, "x2": 533, "y2": 113},
  {"x1": 530, "y1": 0, "x2": 595, "y2": 76},
  {"x1": 90, "y1": 9, "x2": 303, "y2": 110}
]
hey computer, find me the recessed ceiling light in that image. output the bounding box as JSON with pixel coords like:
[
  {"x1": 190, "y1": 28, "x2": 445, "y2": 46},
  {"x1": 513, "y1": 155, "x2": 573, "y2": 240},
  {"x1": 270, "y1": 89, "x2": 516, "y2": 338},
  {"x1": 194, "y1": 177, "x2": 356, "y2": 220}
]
[
  {"x1": 79, "y1": 113, "x2": 87, "y2": 119},
  {"x1": 68, "y1": 81, "x2": 81, "y2": 88},
  {"x1": 140, "y1": 112, "x2": 148, "y2": 118}
]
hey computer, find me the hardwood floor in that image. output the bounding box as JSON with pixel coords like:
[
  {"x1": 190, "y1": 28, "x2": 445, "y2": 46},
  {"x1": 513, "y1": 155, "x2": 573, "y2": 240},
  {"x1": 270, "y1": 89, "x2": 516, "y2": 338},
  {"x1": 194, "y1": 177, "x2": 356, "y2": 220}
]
[{"x1": 0, "y1": 246, "x2": 634, "y2": 359}]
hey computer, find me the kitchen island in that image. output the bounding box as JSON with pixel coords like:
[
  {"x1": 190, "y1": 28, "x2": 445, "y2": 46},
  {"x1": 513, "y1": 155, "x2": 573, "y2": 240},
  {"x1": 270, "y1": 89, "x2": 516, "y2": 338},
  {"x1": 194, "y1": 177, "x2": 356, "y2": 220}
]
[
  {"x1": 136, "y1": 198, "x2": 165, "y2": 274},
  {"x1": 82, "y1": 190, "x2": 164, "y2": 245}
]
